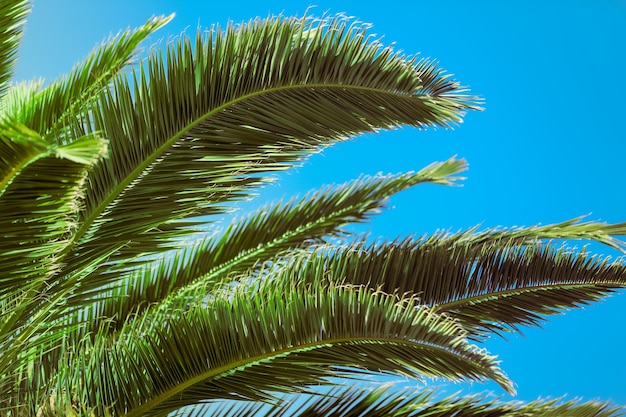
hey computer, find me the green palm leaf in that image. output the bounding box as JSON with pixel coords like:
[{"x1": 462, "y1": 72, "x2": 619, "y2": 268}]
[
  {"x1": 0, "y1": 123, "x2": 106, "y2": 290},
  {"x1": 0, "y1": 118, "x2": 48, "y2": 196},
  {"x1": 0, "y1": 17, "x2": 174, "y2": 407},
  {"x1": 62, "y1": 277, "x2": 511, "y2": 416},
  {"x1": 270, "y1": 222, "x2": 626, "y2": 338},
  {"x1": 0, "y1": 11, "x2": 172, "y2": 295},
  {"x1": 7, "y1": 14, "x2": 172, "y2": 137},
  {"x1": 73, "y1": 157, "x2": 466, "y2": 333},
  {"x1": 60, "y1": 14, "x2": 477, "y2": 289},
  {"x1": 198, "y1": 386, "x2": 624, "y2": 417},
  {"x1": 0, "y1": 126, "x2": 106, "y2": 402},
  {"x1": 0, "y1": 0, "x2": 29, "y2": 98}
]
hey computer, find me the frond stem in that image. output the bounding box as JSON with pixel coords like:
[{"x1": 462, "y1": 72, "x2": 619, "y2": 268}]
[{"x1": 434, "y1": 282, "x2": 619, "y2": 313}]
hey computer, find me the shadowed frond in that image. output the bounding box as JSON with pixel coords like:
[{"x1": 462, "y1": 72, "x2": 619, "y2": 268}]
[
  {"x1": 0, "y1": 120, "x2": 106, "y2": 290},
  {"x1": 71, "y1": 157, "x2": 467, "y2": 333},
  {"x1": 269, "y1": 222, "x2": 626, "y2": 338},
  {"x1": 0, "y1": 0, "x2": 29, "y2": 98},
  {"x1": 59, "y1": 277, "x2": 510, "y2": 416},
  {"x1": 198, "y1": 385, "x2": 624, "y2": 417},
  {"x1": 0, "y1": 117, "x2": 47, "y2": 196},
  {"x1": 59, "y1": 14, "x2": 478, "y2": 291},
  {"x1": 0, "y1": 124, "x2": 106, "y2": 397}
]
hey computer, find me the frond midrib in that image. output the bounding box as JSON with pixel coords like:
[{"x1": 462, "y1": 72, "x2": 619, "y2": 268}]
[
  {"x1": 175, "y1": 203, "x2": 372, "y2": 298},
  {"x1": 123, "y1": 335, "x2": 466, "y2": 417},
  {"x1": 435, "y1": 281, "x2": 620, "y2": 313},
  {"x1": 63, "y1": 82, "x2": 423, "y2": 259}
]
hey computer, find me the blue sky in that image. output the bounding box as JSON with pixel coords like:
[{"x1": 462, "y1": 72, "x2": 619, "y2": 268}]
[{"x1": 16, "y1": 0, "x2": 626, "y2": 406}]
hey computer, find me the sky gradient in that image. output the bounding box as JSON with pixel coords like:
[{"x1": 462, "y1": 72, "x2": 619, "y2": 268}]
[{"x1": 15, "y1": 0, "x2": 626, "y2": 406}]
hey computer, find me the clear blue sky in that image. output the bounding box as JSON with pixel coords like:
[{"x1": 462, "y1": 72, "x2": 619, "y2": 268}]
[{"x1": 16, "y1": 0, "x2": 626, "y2": 406}]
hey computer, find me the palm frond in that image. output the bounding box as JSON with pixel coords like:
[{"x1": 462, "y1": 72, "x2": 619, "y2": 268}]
[
  {"x1": 59, "y1": 14, "x2": 478, "y2": 289},
  {"x1": 71, "y1": 157, "x2": 466, "y2": 333},
  {"x1": 433, "y1": 243, "x2": 625, "y2": 338},
  {"x1": 267, "y1": 224, "x2": 626, "y2": 339},
  {"x1": 0, "y1": 78, "x2": 43, "y2": 119},
  {"x1": 198, "y1": 385, "x2": 624, "y2": 417},
  {"x1": 0, "y1": 121, "x2": 106, "y2": 290},
  {"x1": 0, "y1": 307, "x2": 81, "y2": 414},
  {"x1": 0, "y1": 126, "x2": 106, "y2": 394},
  {"x1": 60, "y1": 276, "x2": 510, "y2": 416},
  {"x1": 465, "y1": 216, "x2": 626, "y2": 253},
  {"x1": 0, "y1": 117, "x2": 47, "y2": 196},
  {"x1": 0, "y1": 0, "x2": 30, "y2": 98},
  {"x1": 7, "y1": 14, "x2": 172, "y2": 137}
]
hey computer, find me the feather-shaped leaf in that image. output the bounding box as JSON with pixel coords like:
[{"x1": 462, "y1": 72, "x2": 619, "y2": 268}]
[
  {"x1": 9, "y1": 14, "x2": 172, "y2": 137},
  {"x1": 0, "y1": 125, "x2": 107, "y2": 291},
  {"x1": 0, "y1": 119, "x2": 48, "y2": 196},
  {"x1": 271, "y1": 223, "x2": 626, "y2": 338},
  {"x1": 60, "y1": 14, "x2": 478, "y2": 286},
  {"x1": 197, "y1": 386, "x2": 624, "y2": 417},
  {"x1": 72, "y1": 157, "x2": 467, "y2": 333},
  {"x1": 0, "y1": 129, "x2": 106, "y2": 397},
  {"x1": 64, "y1": 277, "x2": 510, "y2": 416},
  {"x1": 0, "y1": 0, "x2": 29, "y2": 98}
]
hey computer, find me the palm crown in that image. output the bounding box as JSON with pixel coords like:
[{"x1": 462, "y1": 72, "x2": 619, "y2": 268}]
[{"x1": 1, "y1": 2, "x2": 625, "y2": 416}]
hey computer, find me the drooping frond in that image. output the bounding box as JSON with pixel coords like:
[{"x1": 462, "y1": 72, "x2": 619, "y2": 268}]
[
  {"x1": 432, "y1": 244, "x2": 626, "y2": 338},
  {"x1": 175, "y1": 157, "x2": 466, "y2": 288},
  {"x1": 59, "y1": 14, "x2": 478, "y2": 291},
  {"x1": 266, "y1": 221, "x2": 626, "y2": 339},
  {"x1": 0, "y1": 11, "x2": 171, "y2": 292},
  {"x1": 71, "y1": 157, "x2": 466, "y2": 332},
  {"x1": 59, "y1": 276, "x2": 511, "y2": 416},
  {"x1": 0, "y1": 0, "x2": 29, "y2": 98},
  {"x1": 198, "y1": 386, "x2": 624, "y2": 417},
  {"x1": 0, "y1": 123, "x2": 106, "y2": 410}
]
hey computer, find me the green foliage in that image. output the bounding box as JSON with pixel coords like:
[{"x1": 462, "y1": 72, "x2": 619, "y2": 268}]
[{"x1": 0, "y1": 3, "x2": 623, "y2": 416}]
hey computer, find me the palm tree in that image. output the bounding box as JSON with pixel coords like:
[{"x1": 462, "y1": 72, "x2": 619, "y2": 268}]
[{"x1": 1, "y1": 1, "x2": 624, "y2": 415}]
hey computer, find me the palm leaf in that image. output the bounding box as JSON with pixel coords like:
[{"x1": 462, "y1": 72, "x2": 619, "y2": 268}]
[
  {"x1": 58, "y1": 14, "x2": 478, "y2": 289},
  {"x1": 433, "y1": 243, "x2": 626, "y2": 338},
  {"x1": 61, "y1": 276, "x2": 510, "y2": 416},
  {"x1": 0, "y1": 0, "x2": 29, "y2": 98},
  {"x1": 71, "y1": 157, "x2": 466, "y2": 334},
  {"x1": 269, "y1": 222, "x2": 626, "y2": 338},
  {"x1": 0, "y1": 78, "x2": 43, "y2": 117},
  {"x1": 0, "y1": 11, "x2": 172, "y2": 294},
  {"x1": 7, "y1": 14, "x2": 172, "y2": 137},
  {"x1": 0, "y1": 127, "x2": 106, "y2": 404},
  {"x1": 0, "y1": 117, "x2": 48, "y2": 196},
  {"x1": 0, "y1": 123, "x2": 106, "y2": 291},
  {"x1": 465, "y1": 216, "x2": 626, "y2": 253},
  {"x1": 198, "y1": 386, "x2": 624, "y2": 417}
]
